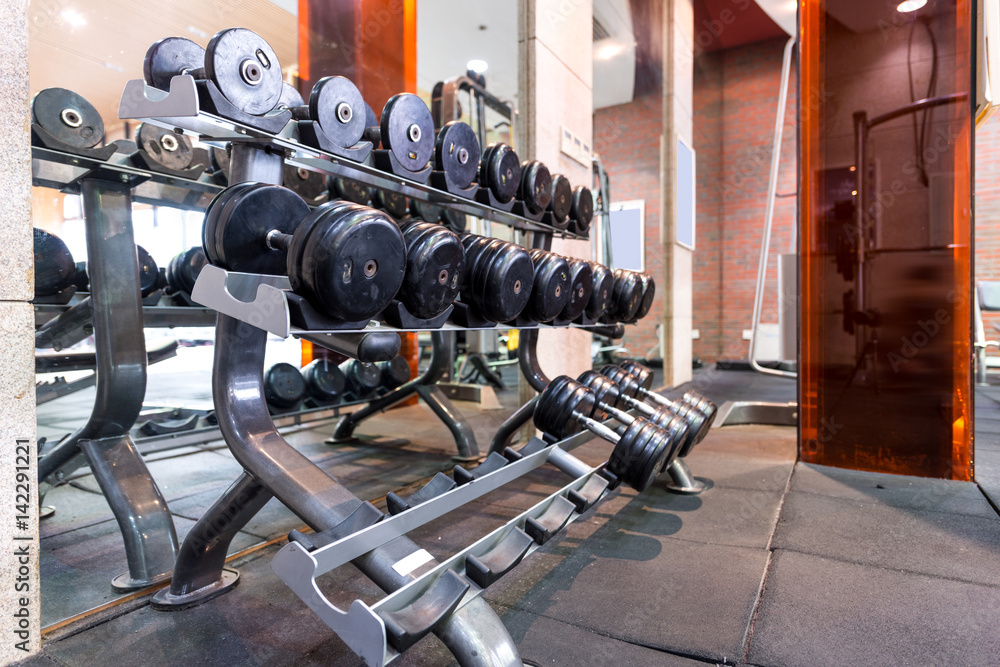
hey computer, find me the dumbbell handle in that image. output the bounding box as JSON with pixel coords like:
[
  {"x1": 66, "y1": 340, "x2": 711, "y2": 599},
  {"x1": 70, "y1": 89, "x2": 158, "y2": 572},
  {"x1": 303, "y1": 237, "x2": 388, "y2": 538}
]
[
  {"x1": 617, "y1": 393, "x2": 656, "y2": 419},
  {"x1": 595, "y1": 401, "x2": 637, "y2": 426},
  {"x1": 264, "y1": 230, "x2": 293, "y2": 251},
  {"x1": 286, "y1": 102, "x2": 355, "y2": 125},
  {"x1": 636, "y1": 386, "x2": 675, "y2": 410},
  {"x1": 575, "y1": 412, "x2": 623, "y2": 445}
]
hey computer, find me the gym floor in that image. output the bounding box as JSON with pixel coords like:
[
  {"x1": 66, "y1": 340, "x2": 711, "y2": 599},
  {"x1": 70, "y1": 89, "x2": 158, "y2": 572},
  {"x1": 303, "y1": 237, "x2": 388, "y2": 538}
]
[{"x1": 21, "y1": 357, "x2": 1000, "y2": 666}]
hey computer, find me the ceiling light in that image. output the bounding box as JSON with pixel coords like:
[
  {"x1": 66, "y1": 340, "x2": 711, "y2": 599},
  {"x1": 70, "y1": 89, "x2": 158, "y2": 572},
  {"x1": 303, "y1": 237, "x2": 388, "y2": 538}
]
[
  {"x1": 466, "y1": 59, "x2": 488, "y2": 74},
  {"x1": 596, "y1": 42, "x2": 626, "y2": 60},
  {"x1": 59, "y1": 9, "x2": 87, "y2": 28},
  {"x1": 896, "y1": 0, "x2": 927, "y2": 12}
]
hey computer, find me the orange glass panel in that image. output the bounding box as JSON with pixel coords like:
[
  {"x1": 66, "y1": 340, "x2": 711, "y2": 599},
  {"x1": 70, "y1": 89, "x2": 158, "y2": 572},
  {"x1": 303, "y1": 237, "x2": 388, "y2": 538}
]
[{"x1": 799, "y1": 0, "x2": 974, "y2": 480}]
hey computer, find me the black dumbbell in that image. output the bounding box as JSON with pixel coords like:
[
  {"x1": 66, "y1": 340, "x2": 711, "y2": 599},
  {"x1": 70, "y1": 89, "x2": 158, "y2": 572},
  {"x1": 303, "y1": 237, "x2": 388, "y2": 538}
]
[
  {"x1": 435, "y1": 121, "x2": 481, "y2": 190},
  {"x1": 577, "y1": 370, "x2": 689, "y2": 469},
  {"x1": 526, "y1": 249, "x2": 570, "y2": 323},
  {"x1": 479, "y1": 143, "x2": 521, "y2": 203},
  {"x1": 136, "y1": 245, "x2": 161, "y2": 297},
  {"x1": 202, "y1": 183, "x2": 406, "y2": 322},
  {"x1": 135, "y1": 123, "x2": 195, "y2": 172},
  {"x1": 166, "y1": 246, "x2": 208, "y2": 296},
  {"x1": 548, "y1": 174, "x2": 573, "y2": 228},
  {"x1": 277, "y1": 77, "x2": 366, "y2": 149},
  {"x1": 71, "y1": 261, "x2": 89, "y2": 293},
  {"x1": 264, "y1": 362, "x2": 307, "y2": 413},
  {"x1": 518, "y1": 160, "x2": 552, "y2": 215},
  {"x1": 341, "y1": 359, "x2": 381, "y2": 400},
  {"x1": 533, "y1": 376, "x2": 677, "y2": 492},
  {"x1": 330, "y1": 177, "x2": 372, "y2": 205},
  {"x1": 460, "y1": 235, "x2": 535, "y2": 323},
  {"x1": 570, "y1": 186, "x2": 594, "y2": 236},
  {"x1": 441, "y1": 208, "x2": 467, "y2": 233},
  {"x1": 33, "y1": 229, "x2": 77, "y2": 297},
  {"x1": 209, "y1": 146, "x2": 231, "y2": 185},
  {"x1": 302, "y1": 358, "x2": 346, "y2": 406},
  {"x1": 31, "y1": 88, "x2": 105, "y2": 150},
  {"x1": 601, "y1": 363, "x2": 716, "y2": 456},
  {"x1": 634, "y1": 274, "x2": 656, "y2": 320},
  {"x1": 374, "y1": 189, "x2": 410, "y2": 219},
  {"x1": 619, "y1": 360, "x2": 718, "y2": 428},
  {"x1": 559, "y1": 259, "x2": 594, "y2": 322},
  {"x1": 380, "y1": 93, "x2": 436, "y2": 172},
  {"x1": 143, "y1": 30, "x2": 282, "y2": 116},
  {"x1": 377, "y1": 355, "x2": 412, "y2": 391},
  {"x1": 397, "y1": 220, "x2": 465, "y2": 320},
  {"x1": 282, "y1": 164, "x2": 328, "y2": 202},
  {"x1": 585, "y1": 262, "x2": 615, "y2": 321},
  {"x1": 410, "y1": 199, "x2": 443, "y2": 223},
  {"x1": 606, "y1": 269, "x2": 644, "y2": 322}
]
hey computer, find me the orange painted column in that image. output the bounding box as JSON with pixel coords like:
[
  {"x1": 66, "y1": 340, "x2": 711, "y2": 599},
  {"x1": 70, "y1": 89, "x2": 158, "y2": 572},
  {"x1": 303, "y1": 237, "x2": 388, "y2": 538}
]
[{"x1": 798, "y1": 0, "x2": 974, "y2": 479}]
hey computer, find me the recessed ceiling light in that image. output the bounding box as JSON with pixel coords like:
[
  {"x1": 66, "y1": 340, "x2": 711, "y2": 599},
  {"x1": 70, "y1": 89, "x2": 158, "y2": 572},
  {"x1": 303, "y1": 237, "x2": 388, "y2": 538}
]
[
  {"x1": 596, "y1": 42, "x2": 626, "y2": 60},
  {"x1": 896, "y1": 0, "x2": 927, "y2": 12},
  {"x1": 467, "y1": 59, "x2": 488, "y2": 74},
  {"x1": 60, "y1": 9, "x2": 87, "y2": 28}
]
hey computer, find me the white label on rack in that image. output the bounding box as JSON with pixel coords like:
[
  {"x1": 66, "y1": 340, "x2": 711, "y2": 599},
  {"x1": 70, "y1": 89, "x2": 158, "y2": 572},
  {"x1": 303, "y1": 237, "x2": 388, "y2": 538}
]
[{"x1": 392, "y1": 549, "x2": 434, "y2": 576}]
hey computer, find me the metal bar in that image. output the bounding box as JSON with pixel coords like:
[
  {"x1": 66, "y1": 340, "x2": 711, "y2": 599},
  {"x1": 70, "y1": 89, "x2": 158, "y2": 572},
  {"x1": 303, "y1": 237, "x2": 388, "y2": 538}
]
[
  {"x1": 866, "y1": 92, "x2": 969, "y2": 129},
  {"x1": 414, "y1": 385, "x2": 479, "y2": 459},
  {"x1": 488, "y1": 396, "x2": 538, "y2": 455}
]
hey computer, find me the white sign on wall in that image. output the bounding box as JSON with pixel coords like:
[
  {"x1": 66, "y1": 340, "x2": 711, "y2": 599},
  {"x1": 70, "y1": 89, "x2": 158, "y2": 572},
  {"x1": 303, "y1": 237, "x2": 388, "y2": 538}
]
[{"x1": 608, "y1": 200, "x2": 645, "y2": 272}]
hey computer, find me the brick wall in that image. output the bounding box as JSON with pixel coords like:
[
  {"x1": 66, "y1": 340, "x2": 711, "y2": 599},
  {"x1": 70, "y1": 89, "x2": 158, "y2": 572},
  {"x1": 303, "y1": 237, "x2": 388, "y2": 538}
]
[{"x1": 976, "y1": 116, "x2": 1000, "y2": 345}]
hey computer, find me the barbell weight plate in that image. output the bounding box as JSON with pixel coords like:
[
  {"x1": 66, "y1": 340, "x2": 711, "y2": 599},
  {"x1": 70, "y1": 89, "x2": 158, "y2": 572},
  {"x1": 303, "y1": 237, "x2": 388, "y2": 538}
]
[
  {"x1": 264, "y1": 362, "x2": 306, "y2": 410},
  {"x1": 560, "y1": 259, "x2": 594, "y2": 322},
  {"x1": 214, "y1": 183, "x2": 310, "y2": 275},
  {"x1": 278, "y1": 81, "x2": 305, "y2": 110},
  {"x1": 610, "y1": 269, "x2": 643, "y2": 321},
  {"x1": 204, "y1": 28, "x2": 283, "y2": 116},
  {"x1": 518, "y1": 161, "x2": 553, "y2": 214},
  {"x1": 549, "y1": 174, "x2": 573, "y2": 221},
  {"x1": 282, "y1": 164, "x2": 327, "y2": 201},
  {"x1": 527, "y1": 250, "x2": 570, "y2": 323},
  {"x1": 143, "y1": 37, "x2": 206, "y2": 91},
  {"x1": 303, "y1": 359, "x2": 346, "y2": 404},
  {"x1": 375, "y1": 189, "x2": 410, "y2": 219},
  {"x1": 33, "y1": 229, "x2": 76, "y2": 297},
  {"x1": 571, "y1": 186, "x2": 594, "y2": 234},
  {"x1": 481, "y1": 143, "x2": 521, "y2": 203},
  {"x1": 636, "y1": 274, "x2": 656, "y2": 319},
  {"x1": 135, "y1": 123, "x2": 194, "y2": 171},
  {"x1": 409, "y1": 199, "x2": 443, "y2": 223},
  {"x1": 309, "y1": 76, "x2": 366, "y2": 148},
  {"x1": 380, "y1": 93, "x2": 435, "y2": 172},
  {"x1": 434, "y1": 121, "x2": 481, "y2": 190},
  {"x1": 287, "y1": 201, "x2": 406, "y2": 321},
  {"x1": 31, "y1": 88, "x2": 104, "y2": 150},
  {"x1": 399, "y1": 221, "x2": 465, "y2": 320}
]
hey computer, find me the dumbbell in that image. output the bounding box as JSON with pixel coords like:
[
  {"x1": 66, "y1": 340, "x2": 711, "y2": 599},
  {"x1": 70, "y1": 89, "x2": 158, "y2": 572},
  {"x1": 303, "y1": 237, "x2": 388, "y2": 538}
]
[
  {"x1": 410, "y1": 199, "x2": 443, "y2": 223},
  {"x1": 478, "y1": 143, "x2": 521, "y2": 204},
  {"x1": 585, "y1": 262, "x2": 615, "y2": 321},
  {"x1": 202, "y1": 183, "x2": 406, "y2": 322},
  {"x1": 302, "y1": 359, "x2": 346, "y2": 406},
  {"x1": 341, "y1": 359, "x2": 381, "y2": 400},
  {"x1": 441, "y1": 208, "x2": 467, "y2": 233},
  {"x1": 547, "y1": 174, "x2": 573, "y2": 228},
  {"x1": 379, "y1": 93, "x2": 436, "y2": 172},
  {"x1": 31, "y1": 88, "x2": 105, "y2": 150},
  {"x1": 397, "y1": 220, "x2": 465, "y2": 320},
  {"x1": 526, "y1": 249, "x2": 570, "y2": 322},
  {"x1": 276, "y1": 77, "x2": 367, "y2": 150},
  {"x1": 263, "y1": 362, "x2": 307, "y2": 413},
  {"x1": 606, "y1": 269, "x2": 645, "y2": 322},
  {"x1": 601, "y1": 363, "x2": 716, "y2": 456},
  {"x1": 619, "y1": 360, "x2": 718, "y2": 428},
  {"x1": 533, "y1": 376, "x2": 678, "y2": 492},
  {"x1": 331, "y1": 177, "x2": 372, "y2": 205},
  {"x1": 143, "y1": 30, "x2": 283, "y2": 116},
  {"x1": 282, "y1": 164, "x2": 328, "y2": 202},
  {"x1": 136, "y1": 246, "x2": 162, "y2": 297},
  {"x1": 209, "y1": 146, "x2": 231, "y2": 185},
  {"x1": 577, "y1": 370, "x2": 690, "y2": 469},
  {"x1": 570, "y1": 186, "x2": 594, "y2": 236},
  {"x1": 377, "y1": 355, "x2": 412, "y2": 391},
  {"x1": 517, "y1": 160, "x2": 552, "y2": 215},
  {"x1": 33, "y1": 229, "x2": 77, "y2": 297},
  {"x1": 135, "y1": 123, "x2": 196, "y2": 172},
  {"x1": 434, "y1": 121, "x2": 481, "y2": 190},
  {"x1": 374, "y1": 189, "x2": 410, "y2": 219},
  {"x1": 634, "y1": 274, "x2": 656, "y2": 320},
  {"x1": 70, "y1": 262, "x2": 90, "y2": 293},
  {"x1": 459, "y1": 235, "x2": 535, "y2": 323},
  {"x1": 558, "y1": 259, "x2": 594, "y2": 321},
  {"x1": 165, "y1": 246, "x2": 208, "y2": 296}
]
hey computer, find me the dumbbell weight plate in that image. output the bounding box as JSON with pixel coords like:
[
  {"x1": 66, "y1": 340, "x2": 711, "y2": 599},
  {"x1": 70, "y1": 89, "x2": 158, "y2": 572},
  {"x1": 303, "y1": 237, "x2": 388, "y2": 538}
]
[
  {"x1": 363, "y1": 102, "x2": 381, "y2": 147},
  {"x1": 204, "y1": 28, "x2": 283, "y2": 116},
  {"x1": 342, "y1": 359, "x2": 381, "y2": 396},
  {"x1": 136, "y1": 245, "x2": 160, "y2": 297},
  {"x1": 534, "y1": 375, "x2": 595, "y2": 440},
  {"x1": 205, "y1": 181, "x2": 257, "y2": 267},
  {"x1": 31, "y1": 88, "x2": 104, "y2": 150},
  {"x1": 671, "y1": 401, "x2": 707, "y2": 455},
  {"x1": 33, "y1": 229, "x2": 76, "y2": 297},
  {"x1": 167, "y1": 246, "x2": 208, "y2": 295},
  {"x1": 435, "y1": 121, "x2": 480, "y2": 189},
  {"x1": 480, "y1": 143, "x2": 521, "y2": 203},
  {"x1": 549, "y1": 174, "x2": 573, "y2": 221},
  {"x1": 309, "y1": 76, "x2": 366, "y2": 148},
  {"x1": 608, "y1": 419, "x2": 667, "y2": 492},
  {"x1": 264, "y1": 362, "x2": 306, "y2": 410},
  {"x1": 277, "y1": 81, "x2": 305, "y2": 109},
  {"x1": 210, "y1": 146, "x2": 231, "y2": 183},
  {"x1": 71, "y1": 261, "x2": 89, "y2": 293},
  {"x1": 610, "y1": 269, "x2": 643, "y2": 321},
  {"x1": 527, "y1": 250, "x2": 570, "y2": 323},
  {"x1": 470, "y1": 239, "x2": 534, "y2": 323},
  {"x1": 143, "y1": 37, "x2": 206, "y2": 91},
  {"x1": 331, "y1": 177, "x2": 372, "y2": 205},
  {"x1": 618, "y1": 360, "x2": 653, "y2": 390},
  {"x1": 585, "y1": 263, "x2": 614, "y2": 320},
  {"x1": 561, "y1": 259, "x2": 594, "y2": 321},
  {"x1": 646, "y1": 409, "x2": 691, "y2": 464},
  {"x1": 377, "y1": 355, "x2": 412, "y2": 390},
  {"x1": 399, "y1": 221, "x2": 465, "y2": 320},
  {"x1": 375, "y1": 189, "x2": 410, "y2": 219},
  {"x1": 576, "y1": 371, "x2": 624, "y2": 419},
  {"x1": 283, "y1": 164, "x2": 327, "y2": 201},
  {"x1": 635, "y1": 274, "x2": 656, "y2": 319},
  {"x1": 571, "y1": 186, "x2": 594, "y2": 234},
  {"x1": 287, "y1": 201, "x2": 406, "y2": 321},
  {"x1": 441, "y1": 208, "x2": 467, "y2": 233},
  {"x1": 136, "y1": 123, "x2": 194, "y2": 171},
  {"x1": 518, "y1": 161, "x2": 553, "y2": 214},
  {"x1": 683, "y1": 392, "x2": 718, "y2": 436},
  {"x1": 303, "y1": 359, "x2": 346, "y2": 404},
  {"x1": 380, "y1": 93, "x2": 435, "y2": 172},
  {"x1": 410, "y1": 199, "x2": 443, "y2": 223}
]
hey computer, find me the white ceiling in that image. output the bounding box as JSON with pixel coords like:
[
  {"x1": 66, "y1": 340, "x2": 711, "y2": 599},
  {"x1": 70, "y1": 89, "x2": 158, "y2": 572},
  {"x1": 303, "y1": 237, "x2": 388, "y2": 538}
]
[{"x1": 593, "y1": 0, "x2": 636, "y2": 109}]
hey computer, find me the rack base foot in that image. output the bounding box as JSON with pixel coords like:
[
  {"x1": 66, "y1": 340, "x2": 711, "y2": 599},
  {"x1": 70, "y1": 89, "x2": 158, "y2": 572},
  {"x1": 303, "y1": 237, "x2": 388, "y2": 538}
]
[
  {"x1": 111, "y1": 568, "x2": 174, "y2": 594},
  {"x1": 149, "y1": 568, "x2": 240, "y2": 610},
  {"x1": 663, "y1": 458, "x2": 707, "y2": 495}
]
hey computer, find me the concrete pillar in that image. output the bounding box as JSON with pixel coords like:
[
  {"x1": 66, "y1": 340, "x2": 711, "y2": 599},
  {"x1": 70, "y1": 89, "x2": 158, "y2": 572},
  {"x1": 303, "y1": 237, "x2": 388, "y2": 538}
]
[
  {"x1": 0, "y1": 0, "x2": 40, "y2": 660},
  {"x1": 518, "y1": 0, "x2": 594, "y2": 383},
  {"x1": 662, "y1": 0, "x2": 694, "y2": 386}
]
